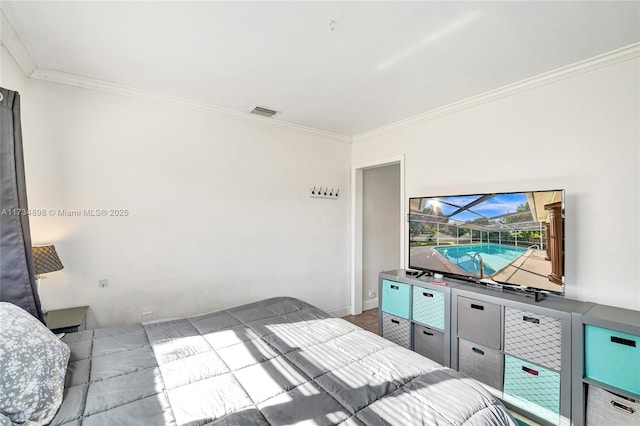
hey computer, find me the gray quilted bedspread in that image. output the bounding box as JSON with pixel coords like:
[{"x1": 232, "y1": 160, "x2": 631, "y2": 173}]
[{"x1": 50, "y1": 297, "x2": 516, "y2": 426}]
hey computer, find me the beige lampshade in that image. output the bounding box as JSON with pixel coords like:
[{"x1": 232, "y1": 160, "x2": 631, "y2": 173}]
[{"x1": 32, "y1": 245, "x2": 64, "y2": 275}]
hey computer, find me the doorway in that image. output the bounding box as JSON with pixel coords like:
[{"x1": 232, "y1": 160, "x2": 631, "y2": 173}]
[{"x1": 351, "y1": 156, "x2": 404, "y2": 315}]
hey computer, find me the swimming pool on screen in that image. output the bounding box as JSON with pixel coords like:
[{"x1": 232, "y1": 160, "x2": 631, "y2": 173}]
[{"x1": 433, "y1": 243, "x2": 527, "y2": 275}]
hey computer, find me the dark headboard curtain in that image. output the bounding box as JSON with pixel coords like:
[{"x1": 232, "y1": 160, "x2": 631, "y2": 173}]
[{"x1": 0, "y1": 87, "x2": 44, "y2": 323}]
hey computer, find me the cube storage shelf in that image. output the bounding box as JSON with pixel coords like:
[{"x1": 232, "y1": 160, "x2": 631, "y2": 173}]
[
  {"x1": 450, "y1": 283, "x2": 588, "y2": 426},
  {"x1": 572, "y1": 304, "x2": 640, "y2": 426},
  {"x1": 378, "y1": 270, "x2": 602, "y2": 426},
  {"x1": 379, "y1": 272, "x2": 452, "y2": 367}
]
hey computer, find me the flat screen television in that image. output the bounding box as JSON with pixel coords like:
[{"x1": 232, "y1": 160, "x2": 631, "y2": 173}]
[{"x1": 408, "y1": 190, "x2": 565, "y2": 295}]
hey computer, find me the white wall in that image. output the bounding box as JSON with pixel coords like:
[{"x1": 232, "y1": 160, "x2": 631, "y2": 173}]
[
  {"x1": 0, "y1": 45, "x2": 28, "y2": 98},
  {"x1": 22, "y1": 79, "x2": 352, "y2": 328},
  {"x1": 362, "y1": 164, "x2": 400, "y2": 310},
  {"x1": 6, "y1": 47, "x2": 640, "y2": 321},
  {"x1": 353, "y1": 58, "x2": 640, "y2": 311}
]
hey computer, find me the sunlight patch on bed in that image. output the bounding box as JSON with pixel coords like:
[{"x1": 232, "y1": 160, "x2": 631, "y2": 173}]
[{"x1": 233, "y1": 357, "x2": 309, "y2": 403}]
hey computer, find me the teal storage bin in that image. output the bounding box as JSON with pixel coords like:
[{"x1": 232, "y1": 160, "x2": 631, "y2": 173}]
[
  {"x1": 585, "y1": 325, "x2": 640, "y2": 394},
  {"x1": 412, "y1": 286, "x2": 445, "y2": 330},
  {"x1": 503, "y1": 354, "x2": 560, "y2": 425},
  {"x1": 381, "y1": 280, "x2": 410, "y2": 319}
]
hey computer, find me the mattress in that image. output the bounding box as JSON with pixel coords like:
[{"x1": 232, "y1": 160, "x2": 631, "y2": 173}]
[{"x1": 50, "y1": 297, "x2": 516, "y2": 425}]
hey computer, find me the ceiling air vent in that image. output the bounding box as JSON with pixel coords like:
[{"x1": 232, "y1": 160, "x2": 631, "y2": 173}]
[{"x1": 250, "y1": 106, "x2": 279, "y2": 118}]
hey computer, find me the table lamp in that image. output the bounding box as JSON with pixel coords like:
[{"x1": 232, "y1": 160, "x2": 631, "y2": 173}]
[{"x1": 32, "y1": 245, "x2": 64, "y2": 290}]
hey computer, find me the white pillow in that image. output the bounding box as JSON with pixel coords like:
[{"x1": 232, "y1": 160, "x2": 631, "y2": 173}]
[{"x1": 0, "y1": 302, "x2": 70, "y2": 425}]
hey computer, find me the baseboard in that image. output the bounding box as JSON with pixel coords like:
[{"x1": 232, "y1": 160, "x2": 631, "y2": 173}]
[
  {"x1": 363, "y1": 298, "x2": 379, "y2": 312},
  {"x1": 327, "y1": 306, "x2": 351, "y2": 318},
  {"x1": 328, "y1": 298, "x2": 378, "y2": 317}
]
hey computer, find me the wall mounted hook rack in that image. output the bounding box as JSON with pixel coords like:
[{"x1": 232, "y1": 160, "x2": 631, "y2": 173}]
[{"x1": 310, "y1": 186, "x2": 339, "y2": 199}]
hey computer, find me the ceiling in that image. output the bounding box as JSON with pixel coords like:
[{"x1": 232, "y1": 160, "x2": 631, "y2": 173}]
[{"x1": 2, "y1": 1, "x2": 639, "y2": 138}]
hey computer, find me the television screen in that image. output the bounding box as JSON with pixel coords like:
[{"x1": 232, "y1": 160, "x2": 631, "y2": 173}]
[{"x1": 408, "y1": 190, "x2": 564, "y2": 294}]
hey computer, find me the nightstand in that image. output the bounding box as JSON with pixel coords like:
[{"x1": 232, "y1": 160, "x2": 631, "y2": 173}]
[{"x1": 45, "y1": 306, "x2": 89, "y2": 334}]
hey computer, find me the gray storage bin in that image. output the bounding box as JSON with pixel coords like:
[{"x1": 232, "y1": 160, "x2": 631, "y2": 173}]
[
  {"x1": 414, "y1": 323, "x2": 444, "y2": 365},
  {"x1": 458, "y1": 338, "x2": 503, "y2": 393},
  {"x1": 381, "y1": 312, "x2": 410, "y2": 348},
  {"x1": 457, "y1": 296, "x2": 502, "y2": 349},
  {"x1": 586, "y1": 385, "x2": 639, "y2": 426},
  {"x1": 504, "y1": 307, "x2": 562, "y2": 372}
]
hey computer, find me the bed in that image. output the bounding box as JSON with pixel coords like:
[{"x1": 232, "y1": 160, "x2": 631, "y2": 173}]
[{"x1": 1, "y1": 297, "x2": 517, "y2": 426}]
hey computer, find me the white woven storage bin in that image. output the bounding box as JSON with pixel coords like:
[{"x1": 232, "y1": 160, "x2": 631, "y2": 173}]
[{"x1": 586, "y1": 385, "x2": 639, "y2": 426}]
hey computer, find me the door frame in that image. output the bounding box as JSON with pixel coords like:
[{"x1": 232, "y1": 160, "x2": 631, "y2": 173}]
[{"x1": 350, "y1": 155, "x2": 405, "y2": 315}]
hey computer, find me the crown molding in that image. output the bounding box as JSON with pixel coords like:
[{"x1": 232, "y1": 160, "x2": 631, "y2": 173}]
[
  {"x1": 4, "y1": 3, "x2": 638, "y2": 148},
  {"x1": 29, "y1": 68, "x2": 351, "y2": 143},
  {"x1": 352, "y1": 42, "x2": 640, "y2": 144},
  {"x1": 1, "y1": 7, "x2": 349, "y2": 143},
  {"x1": 0, "y1": 9, "x2": 36, "y2": 77}
]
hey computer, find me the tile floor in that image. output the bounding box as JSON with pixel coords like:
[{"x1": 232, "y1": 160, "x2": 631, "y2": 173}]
[{"x1": 341, "y1": 308, "x2": 379, "y2": 334}]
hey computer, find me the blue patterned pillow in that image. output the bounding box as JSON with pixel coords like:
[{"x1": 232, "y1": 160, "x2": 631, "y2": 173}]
[{"x1": 0, "y1": 302, "x2": 70, "y2": 425}]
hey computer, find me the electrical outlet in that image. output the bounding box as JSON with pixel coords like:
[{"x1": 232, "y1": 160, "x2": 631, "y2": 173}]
[
  {"x1": 98, "y1": 279, "x2": 108, "y2": 288},
  {"x1": 369, "y1": 291, "x2": 376, "y2": 298}
]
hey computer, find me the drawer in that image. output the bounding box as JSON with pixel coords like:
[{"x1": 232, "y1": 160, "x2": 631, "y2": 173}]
[
  {"x1": 457, "y1": 296, "x2": 501, "y2": 349},
  {"x1": 381, "y1": 280, "x2": 410, "y2": 319},
  {"x1": 412, "y1": 287, "x2": 445, "y2": 330},
  {"x1": 586, "y1": 385, "x2": 639, "y2": 426},
  {"x1": 503, "y1": 354, "x2": 560, "y2": 425},
  {"x1": 414, "y1": 324, "x2": 444, "y2": 365},
  {"x1": 458, "y1": 338, "x2": 503, "y2": 393},
  {"x1": 381, "y1": 312, "x2": 410, "y2": 348},
  {"x1": 585, "y1": 325, "x2": 640, "y2": 394},
  {"x1": 504, "y1": 307, "x2": 562, "y2": 372}
]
